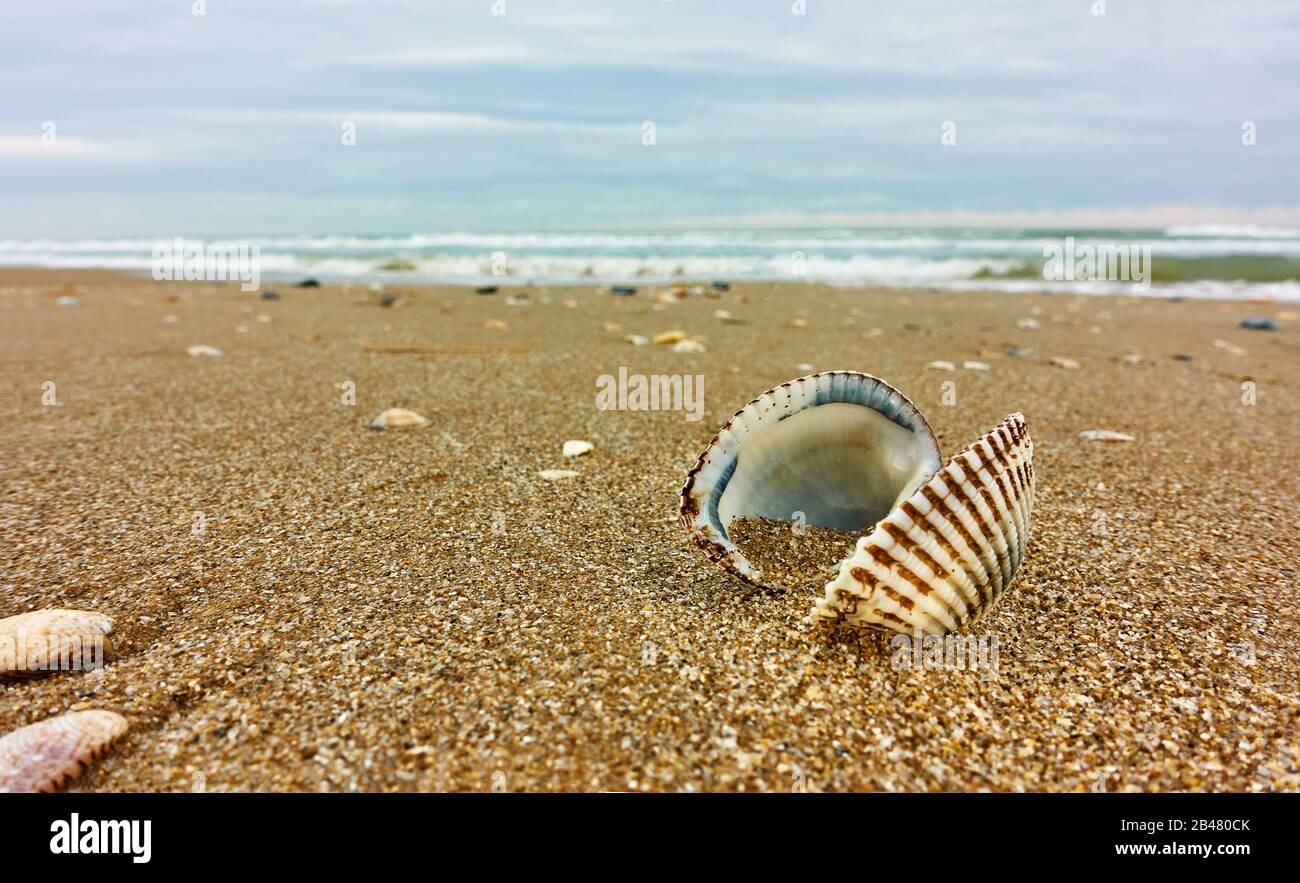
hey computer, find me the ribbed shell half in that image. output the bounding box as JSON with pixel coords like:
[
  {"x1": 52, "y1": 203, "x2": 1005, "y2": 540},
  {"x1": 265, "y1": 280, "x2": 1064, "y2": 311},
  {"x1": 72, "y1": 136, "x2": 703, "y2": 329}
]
[
  {"x1": 678, "y1": 371, "x2": 1035, "y2": 635},
  {"x1": 0, "y1": 710, "x2": 128, "y2": 793},
  {"x1": 811, "y1": 413, "x2": 1034, "y2": 635}
]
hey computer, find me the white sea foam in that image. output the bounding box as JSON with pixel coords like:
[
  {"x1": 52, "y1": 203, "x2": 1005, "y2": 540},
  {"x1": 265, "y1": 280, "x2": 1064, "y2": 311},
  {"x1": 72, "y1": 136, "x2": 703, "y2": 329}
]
[{"x1": 1, "y1": 229, "x2": 1297, "y2": 301}]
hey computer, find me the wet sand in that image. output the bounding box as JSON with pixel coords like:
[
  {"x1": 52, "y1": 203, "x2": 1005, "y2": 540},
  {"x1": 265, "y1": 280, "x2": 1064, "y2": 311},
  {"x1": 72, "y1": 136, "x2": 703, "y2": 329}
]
[{"x1": 1, "y1": 268, "x2": 1297, "y2": 792}]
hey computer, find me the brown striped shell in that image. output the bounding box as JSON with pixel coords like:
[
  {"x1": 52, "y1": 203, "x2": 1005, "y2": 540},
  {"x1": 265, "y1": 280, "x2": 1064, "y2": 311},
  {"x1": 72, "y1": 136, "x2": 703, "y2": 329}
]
[
  {"x1": 0, "y1": 710, "x2": 128, "y2": 792},
  {"x1": 812, "y1": 413, "x2": 1034, "y2": 634},
  {"x1": 0, "y1": 609, "x2": 115, "y2": 679}
]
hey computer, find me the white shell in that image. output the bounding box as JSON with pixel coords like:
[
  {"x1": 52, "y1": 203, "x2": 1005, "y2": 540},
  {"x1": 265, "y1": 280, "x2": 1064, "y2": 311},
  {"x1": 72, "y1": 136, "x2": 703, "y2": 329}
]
[
  {"x1": 186, "y1": 344, "x2": 223, "y2": 357},
  {"x1": 811, "y1": 413, "x2": 1034, "y2": 635},
  {"x1": 369, "y1": 408, "x2": 429, "y2": 430},
  {"x1": 1080, "y1": 429, "x2": 1134, "y2": 442},
  {"x1": 562, "y1": 440, "x2": 593, "y2": 458},
  {"x1": 0, "y1": 710, "x2": 127, "y2": 792},
  {"x1": 679, "y1": 372, "x2": 1035, "y2": 635},
  {"x1": 538, "y1": 469, "x2": 579, "y2": 481},
  {"x1": 679, "y1": 372, "x2": 942, "y2": 588},
  {"x1": 0, "y1": 609, "x2": 115, "y2": 679}
]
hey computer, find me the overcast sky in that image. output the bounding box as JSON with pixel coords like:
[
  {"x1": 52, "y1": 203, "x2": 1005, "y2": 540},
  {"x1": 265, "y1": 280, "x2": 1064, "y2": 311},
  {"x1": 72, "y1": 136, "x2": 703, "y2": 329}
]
[{"x1": 2, "y1": 0, "x2": 1298, "y2": 237}]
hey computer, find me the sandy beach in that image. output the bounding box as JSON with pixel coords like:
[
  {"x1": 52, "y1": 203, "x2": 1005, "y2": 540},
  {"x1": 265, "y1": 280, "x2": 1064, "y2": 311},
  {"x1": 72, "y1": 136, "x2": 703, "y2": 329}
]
[{"x1": 1, "y1": 267, "x2": 1296, "y2": 792}]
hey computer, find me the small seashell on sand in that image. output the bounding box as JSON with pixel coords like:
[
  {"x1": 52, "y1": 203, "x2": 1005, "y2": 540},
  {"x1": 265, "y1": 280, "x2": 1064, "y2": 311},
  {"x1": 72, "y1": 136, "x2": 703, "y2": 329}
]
[
  {"x1": 0, "y1": 609, "x2": 115, "y2": 679},
  {"x1": 926, "y1": 360, "x2": 955, "y2": 372},
  {"x1": 713, "y1": 310, "x2": 732, "y2": 320},
  {"x1": 963, "y1": 361, "x2": 990, "y2": 371},
  {"x1": 1080, "y1": 429, "x2": 1134, "y2": 443},
  {"x1": 788, "y1": 318, "x2": 809, "y2": 328},
  {"x1": 538, "y1": 469, "x2": 580, "y2": 481},
  {"x1": 562, "y1": 440, "x2": 593, "y2": 458},
  {"x1": 1050, "y1": 357, "x2": 1080, "y2": 369},
  {"x1": 1211, "y1": 339, "x2": 1246, "y2": 355},
  {"x1": 653, "y1": 330, "x2": 687, "y2": 345},
  {"x1": 0, "y1": 710, "x2": 128, "y2": 793},
  {"x1": 625, "y1": 335, "x2": 650, "y2": 346},
  {"x1": 186, "y1": 344, "x2": 223, "y2": 357},
  {"x1": 673, "y1": 339, "x2": 706, "y2": 354},
  {"x1": 369, "y1": 408, "x2": 429, "y2": 430},
  {"x1": 483, "y1": 319, "x2": 508, "y2": 331},
  {"x1": 56, "y1": 296, "x2": 80, "y2": 308},
  {"x1": 680, "y1": 371, "x2": 1034, "y2": 636},
  {"x1": 1120, "y1": 353, "x2": 1144, "y2": 364},
  {"x1": 796, "y1": 363, "x2": 815, "y2": 372},
  {"x1": 1017, "y1": 318, "x2": 1040, "y2": 330}
]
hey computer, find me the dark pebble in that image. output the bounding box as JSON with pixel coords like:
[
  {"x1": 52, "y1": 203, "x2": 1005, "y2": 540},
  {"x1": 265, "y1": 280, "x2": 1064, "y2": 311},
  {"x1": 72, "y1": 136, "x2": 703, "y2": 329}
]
[
  {"x1": 1239, "y1": 316, "x2": 1277, "y2": 331},
  {"x1": 296, "y1": 278, "x2": 321, "y2": 288}
]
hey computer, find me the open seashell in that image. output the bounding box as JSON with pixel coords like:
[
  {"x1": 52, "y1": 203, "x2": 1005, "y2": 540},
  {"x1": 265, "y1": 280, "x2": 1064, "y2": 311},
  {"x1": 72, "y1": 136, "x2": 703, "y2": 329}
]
[
  {"x1": 0, "y1": 609, "x2": 115, "y2": 679},
  {"x1": 678, "y1": 371, "x2": 1034, "y2": 636},
  {"x1": 0, "y1": 710, "x2": 128, "y2": 792}
]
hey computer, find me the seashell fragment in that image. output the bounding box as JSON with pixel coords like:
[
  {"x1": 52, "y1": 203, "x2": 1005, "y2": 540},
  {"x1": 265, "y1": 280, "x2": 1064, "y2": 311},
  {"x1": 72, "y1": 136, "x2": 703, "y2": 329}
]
[
  {"x1": 0, "y1": 710, "x2": 128, "y2": 792},
  {"x1": 369, "y1": 408, "x2": 429, "y2": 430},
  {"x1": 926, "y1": 360, "x2": 955, "y2": 372},
  {"x1": 1211, "y1": 339, "x2": 1246, "y2": 355},
  {"x1": 1050, "y1": 356, "x2": 1080, "y2": 369},
  {"x1": 679, "y1": 371, "x2": 1034, "y2": 636},
  {"x1": 0, "y1": 609, "x2": 115, "y2": 679},
  {"x1": 538, "y1": 469, "x2": 580, "y2": 481},
  {"x1": 1016, "y1": 318, "x2": 1040, "y2": 330},
  {"x1": 186, "y1": 344, "x2": 223, "y2": 357},
  {"x1": 625, "y1": 334, "x2": 650, "y2": 346},
  {"x1": 653, "y1": 330, "x2": 687, "y2": 345},
  {"x1": 673, "y1": 339, "x2": 706, "y2": 353},
  {"x1": 963, "y1": 361, "x2": 990, "y2": 371},
  {"x1": 1079, "y1": 429, "x2": 1134, "y2": 443},
  {"x1": 562, "y1": 440, "x2": 593, "y2": 458}
]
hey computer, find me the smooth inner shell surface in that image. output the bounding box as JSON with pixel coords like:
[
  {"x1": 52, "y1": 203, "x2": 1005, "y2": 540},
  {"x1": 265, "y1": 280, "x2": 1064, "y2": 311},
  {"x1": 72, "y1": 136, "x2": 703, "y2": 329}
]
[
  {"x1": 718, "y1": 402, "x2": 937, "y2": 533},
  {"x1": 679, "y1": 371, "x2": 942, "y2": 588}
]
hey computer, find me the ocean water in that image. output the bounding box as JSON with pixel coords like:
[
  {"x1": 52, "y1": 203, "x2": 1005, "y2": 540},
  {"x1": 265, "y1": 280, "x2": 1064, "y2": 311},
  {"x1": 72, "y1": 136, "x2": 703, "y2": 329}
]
[{"x1": 3, "y1": 225, "x2": 1299, "y2": 301}]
